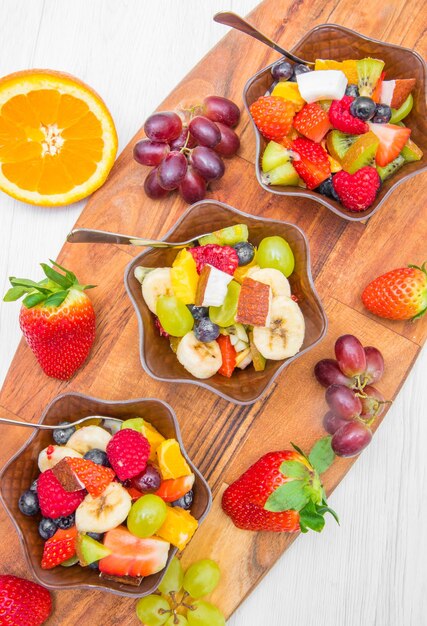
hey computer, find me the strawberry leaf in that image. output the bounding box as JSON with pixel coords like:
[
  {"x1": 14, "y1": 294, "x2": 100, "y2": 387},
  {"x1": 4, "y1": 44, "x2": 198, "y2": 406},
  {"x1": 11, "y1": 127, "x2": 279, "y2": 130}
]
[
  {"x1": 280, "y1": 460, "x2": 310, "y2": 480},
  {"x1": 264, "y1": 480, "x2": 309, "y2": 513},
  {"x1": 3, "y1": 286, "x2": 29, "y2": 301},
  {"x1": 23, "y1": 292, "x2": 47, "y2": 308},
  {"x1": 309, "y1": 436, "x2": 335, "y2": 474},
  {"x1": 41, "y1": 263, "x2": 73, "y2": 289},
  {"x1": 44, "y1": 290, "x2": 69, "y2": 307},
  {"x1": 290, "y1": 442, "x2": 310, "y2": 462},
  {"x1": 50, "y1": 259, "x2": 77, "y2": 284},
  {"x1": 318, "y1": 502, "x2": 340, "y2": 525},
  {"x1": 10, "y1": 278, "x2": 50, "y2": 294},
  {"x1": 299, "y1": 500, "x2": 326, "y2": 533}
]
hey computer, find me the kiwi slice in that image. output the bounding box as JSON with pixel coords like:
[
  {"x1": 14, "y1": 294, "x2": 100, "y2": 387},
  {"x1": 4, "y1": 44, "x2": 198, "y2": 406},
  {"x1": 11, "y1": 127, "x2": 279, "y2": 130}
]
[
  {"x1": 341, "y1": 131, "x2": 379, "y2": 174},
  {"x1": 401, "y1": 138, "x2": 423, "y2": 163},
  {"x1": 262, "y1": 161, "x2": 301, "y2": 186},
  {"x1": 376, "y1": 155, "x2": 405, "y2": 181},
  {"x1": 262, "y1": 141, "x2": 291, "y2": 173},
  {"x1": 357, "y1": 58, "x2": 385, "y2": 97},
  {"x1": 326, "y1": 130, "x2": 358, "y2": 161}
]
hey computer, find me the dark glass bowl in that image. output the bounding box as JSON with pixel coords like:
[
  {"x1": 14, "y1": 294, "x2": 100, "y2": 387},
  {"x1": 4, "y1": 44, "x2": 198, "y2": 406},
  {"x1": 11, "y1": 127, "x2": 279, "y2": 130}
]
[
  {"x1": 0, "y1": 392, "x2": 212, "y2": 597},
  {"x1": 243, "y1": 23, "x2": 427, "y2": 222},
  {"x1": 125, "y1": 200, "x2": 327, "y2": 404}
]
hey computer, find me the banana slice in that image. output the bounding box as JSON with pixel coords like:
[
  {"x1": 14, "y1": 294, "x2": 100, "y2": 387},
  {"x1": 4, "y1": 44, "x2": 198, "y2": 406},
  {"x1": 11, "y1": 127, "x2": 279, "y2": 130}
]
[
  {"x1": 75, "y1": 482, "x2": 132, "y2": 534},
  {"x1": 67, "y1": 426, "x2": 112, "y2": 455},
  {"x1": 177, "y1": 331, "x2": 222, "y2": 379},
  {"x1": 249, "y1": 268, "x2": 291, "y2": 298},
  {"x1": 253, "y1": 296, "x2": 305, "y2": 360},
  {"x1": 141, "y1": 267, "x2": 174, "y2": 313},
  {"x1": 38, "y1": 445, "x2": 82, "y2": 472}
]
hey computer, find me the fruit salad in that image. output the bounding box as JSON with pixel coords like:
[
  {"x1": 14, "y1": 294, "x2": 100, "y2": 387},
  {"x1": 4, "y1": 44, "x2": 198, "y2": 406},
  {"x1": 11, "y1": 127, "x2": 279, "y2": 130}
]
[
  {"x1": 135, "y1": 224, "x2": 305, "y2": 379},
  {"x1": 18, "y1": 418, "x2": 198, "y2": 582},
  {"x1": 250, "y1": 57, "x2": 422, "y2": 212}
]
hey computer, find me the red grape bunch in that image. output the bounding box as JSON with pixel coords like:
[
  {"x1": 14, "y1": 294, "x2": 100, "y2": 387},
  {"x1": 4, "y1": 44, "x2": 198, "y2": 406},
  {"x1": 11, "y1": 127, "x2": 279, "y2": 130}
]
[
  {"x1": 133, "y1": 96, "x2": 241, "y2": 204},
  {"x1": 314, "y1": 334, "x2": 388, "y2": 458}
]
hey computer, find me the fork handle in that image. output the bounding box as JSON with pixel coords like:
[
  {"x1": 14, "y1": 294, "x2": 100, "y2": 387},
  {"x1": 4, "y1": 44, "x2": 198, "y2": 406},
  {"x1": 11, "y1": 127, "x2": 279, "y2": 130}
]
[
  {"x1": 0, "y1": 417, "x2": 54, "y2": 430},
  {"x1": 67, "y1": 228, "x2": 170, "y2": 247}
]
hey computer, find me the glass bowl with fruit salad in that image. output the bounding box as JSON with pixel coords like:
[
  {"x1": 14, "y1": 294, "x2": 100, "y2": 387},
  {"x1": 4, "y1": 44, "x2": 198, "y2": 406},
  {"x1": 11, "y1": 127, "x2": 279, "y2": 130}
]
[
  {"x1": 243, "y1": 24, "x2": 427, "y2": 222},
  {"x1": 0, "y1": 392, "x2": 212, "y2": 597},
  {"x1": 125, "y1": 200, "x2": 327, "y2": 404}
]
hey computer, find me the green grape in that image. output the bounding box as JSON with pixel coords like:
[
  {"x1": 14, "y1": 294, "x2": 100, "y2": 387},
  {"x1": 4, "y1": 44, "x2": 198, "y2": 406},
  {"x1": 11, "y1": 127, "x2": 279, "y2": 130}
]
[
  {"x1": 136, "y1": 594, "x2": 170, "y2": 626},
  {"x1": 390, "y1": 93, "x2": 413, "y2": 124},
  {"x1": 186, "y1": 601, "x2": 225, "y2": 626},
  {"x1": 183, "y1": 559, "x2": 221, "y2": 598},
  {"x1": 257, "y1": 236, "x2": 295, "y2": 277},
  {"x1": 209, "y1": 281, "x2": 240, "y2": 327},
  {"x1": 158, "y1": 556, "x2": 184, "y2": 595},
  {"x1": 128, "y1": 494, "x2": 167, "y2": 538},
  {"x1": 165, "y1": 615, "x2": 188, "y2": 626},
  {"x1": 156, "y1": 296, "x2": 194, "y2": 337}
]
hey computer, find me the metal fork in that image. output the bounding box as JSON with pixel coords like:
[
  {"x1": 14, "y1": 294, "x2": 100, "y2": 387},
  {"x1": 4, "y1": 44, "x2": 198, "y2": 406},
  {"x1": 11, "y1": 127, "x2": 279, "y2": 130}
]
[
  {"x1": 67, "y1": 228, "x2": 212, "y2": 248},
  {"x1": 0, "y1": 416, "x2": 123, "y2": 431}
]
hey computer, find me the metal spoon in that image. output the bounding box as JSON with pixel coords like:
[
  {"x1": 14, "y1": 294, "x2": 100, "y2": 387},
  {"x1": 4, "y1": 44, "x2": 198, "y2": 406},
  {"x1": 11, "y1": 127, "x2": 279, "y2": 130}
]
[
  {"x1": 213, "y1": 11, "x2": 314, "y2": 66},
  {"x1": 67, "y1": 227, "x2": 212, "y2": 248},
  {"x1": 0, "y1": 416, "x2": 123, "y2": 431}
]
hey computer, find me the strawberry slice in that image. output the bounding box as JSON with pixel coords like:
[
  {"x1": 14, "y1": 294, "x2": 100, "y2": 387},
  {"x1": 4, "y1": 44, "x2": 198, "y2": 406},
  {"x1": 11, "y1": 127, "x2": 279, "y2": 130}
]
[
  {"x1": 369, "y1": 123, "x2": 411, "y2": 167},
  {"x1": 99, "y1": 527, "x2": 170, "y2": 577},
  {"x1": 65, "y1": 457, "x2": 115, "y2": 498},
  {"x1": 293, "y1": 103, "x2": 332, "y2": 143},
  {"x1": 291, "y1": 137, "x2": 331, "y2": 189},
  {"x1": 41, "y1": 527, "x2": 77, "y2": 569},
  {"x1": 217, "y1": 335, "x2": 237, "y2": 378},
  {"x1": 155, "y1": 474, "x2": 195, "y2": 503}
]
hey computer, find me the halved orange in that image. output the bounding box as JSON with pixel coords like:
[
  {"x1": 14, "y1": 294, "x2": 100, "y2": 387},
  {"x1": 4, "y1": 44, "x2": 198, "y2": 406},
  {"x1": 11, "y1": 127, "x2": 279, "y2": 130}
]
[{"x1": 0, "y1": 69, "x2": 118, "y2": 206}]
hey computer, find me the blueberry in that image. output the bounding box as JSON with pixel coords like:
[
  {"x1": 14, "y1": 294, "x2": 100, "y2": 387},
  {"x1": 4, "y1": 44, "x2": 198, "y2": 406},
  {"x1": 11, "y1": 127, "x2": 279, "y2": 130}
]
[
  {"x1": 88, "y1": 561, "x2": 100, "y2": 570},
  {"x1": 172, "y1": 490, "x2": 193, "y2": 510},
  {"x1": 294, "y1": 64, "x2": 311, "y2": 77},
  {"x1": 187, "y1": 305, "x2": 209, "y2": 321},
  {"x1": 233, "y1": 242, "x2": 255, "y2": 266},
  {"x1": 345, "y1": 84, "x2": 360, "y2": 98},
  {"x1": 349, "y1": 96, "x2": 376, "y2": 121},
  {"x1": 315, "y1": 176, "x2": 340, "y2": 202},
  {"x1": 18, "y1": 489, "x2": 40, "y2": 516},
  {"x1": 87, "y1": 532, "x2": 104, "y2": 542},
  {"x1": 29, "y1": 479, "x2": 38, "y2": 492},
  {"x1": 39, "y1": 518, "x2": 58, "y2": 540},
  {"x1": 372, "y1": 103, "x2": 392, "y2": 124},
  {"x1": 53, "y1": 421, "x2": 76, "y2": 445},
  {"x1": 55, "y1": 513, "x2": 75, "y2": 530},
  {"x1": 271, "y1": 60, "x2": 293, "y2": 81},
  {"x1": 194, "y1": 318, "x2": 220, "y2": 343},
  {"x1": 84, "y1": 449, "x2": 110, "y2": 467}
]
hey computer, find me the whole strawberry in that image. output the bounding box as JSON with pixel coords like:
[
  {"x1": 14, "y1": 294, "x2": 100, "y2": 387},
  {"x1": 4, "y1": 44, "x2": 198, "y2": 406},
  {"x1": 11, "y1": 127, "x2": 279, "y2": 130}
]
[
  {"x1": 0, "y1": 575, "x2": 51, "y2": 626},
  {"x1": 4, "y1": 261, "x2": 96, "y2": 380},
  {"x1": 222, "y1": 441, "x2": 338, "y2": 533},
  {"x1": 362, "y1": 263, "x2": 427, "y2": 320},
  {"x1": 249, "y1": 96, "x2": 295, "y2": 141}
]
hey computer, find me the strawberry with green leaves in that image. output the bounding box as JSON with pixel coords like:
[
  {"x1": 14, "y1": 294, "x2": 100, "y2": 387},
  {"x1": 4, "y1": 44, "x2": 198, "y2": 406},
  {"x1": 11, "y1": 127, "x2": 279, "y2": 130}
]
[
  {"x1": 222, "y1": 438, "x2": 338, "y2": 533},
  {"x1": 362, "y1": 262, "x2": 427, "y2": 321},
  {"x1": 4, "y1": 260, "x2": 96, "y2": 380}
]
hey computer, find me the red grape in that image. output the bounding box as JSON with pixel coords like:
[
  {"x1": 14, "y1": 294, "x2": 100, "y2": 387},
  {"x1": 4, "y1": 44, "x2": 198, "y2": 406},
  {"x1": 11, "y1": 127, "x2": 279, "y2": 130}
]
[
  {"x1": 314, "y1": 358, "x2": 354, "y2": 388},
  {"x1": 133, "y1": 139, "x2": 170, "y2": 166},
  {"x1": 144, "y1": 111, "x2": 182, "y2": 142},
  {"x1": 190, "y1": 146, "x2": 225, "y2": 181},
  {"x1": 179, "y1": 168, "x2": 206, "y2": 203},
  {"x1": 323, "y1": 411, "x2": 349, "y2": 435},
  {"x1": 169, "y1": 127, "x2": 197, "y2": 151},
  {"x1": 335, "y1": 334, "x2": 367, "y2": 377},
  {"x1": 144, "y1": 168, "x2": 169, "y2": 199},
  {"x1": 331, "y1": 421, "x2": 372, "y2": 457},
  {"x1": 325, "y1": 384, "x2": 362, "y2": 420},
  {"x1": 360, "y1": 385, "x2": 385, "y2": 419},
  {"x1": 203, "y1": 95, "x2": 240, "y2": 128},
  {"x1": 214, "y1": 122, "x2": 240, "y2": 157},
  {"x1": 189, "y1": 116, "x2": 221, "y2": 148},
  {"x1": 158, "y1": 151, "x2": 188, "y2": 190},
  {"x1": 130, "y1": 464, "x2": 161, "y2": 493},
  {"x1": 364, "y1": 346, "x2": 384, "y2": 384}
]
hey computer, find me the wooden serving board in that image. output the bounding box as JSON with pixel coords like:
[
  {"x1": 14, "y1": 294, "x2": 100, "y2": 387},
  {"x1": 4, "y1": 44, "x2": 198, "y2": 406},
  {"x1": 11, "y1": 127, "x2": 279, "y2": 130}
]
[{"x1": 1, "y1": 0, "x2": 426, "y2": 623}]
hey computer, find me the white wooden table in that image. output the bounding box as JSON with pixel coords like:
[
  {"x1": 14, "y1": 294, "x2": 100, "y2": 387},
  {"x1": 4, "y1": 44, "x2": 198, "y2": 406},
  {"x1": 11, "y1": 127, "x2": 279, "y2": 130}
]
[{"x1": 0, "y1": 2, "x2": 425, "y2": 624}]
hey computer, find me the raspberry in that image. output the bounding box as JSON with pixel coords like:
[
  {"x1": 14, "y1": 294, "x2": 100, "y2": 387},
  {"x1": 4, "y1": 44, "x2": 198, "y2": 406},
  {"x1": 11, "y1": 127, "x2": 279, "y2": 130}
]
[
  {"x1": 291, "y1": 137, "x2": 331, "y2": 189},
  {"x1": 329, "y1": 96, "x2": 369, "y2": 134},
  {"x1": 332, "y1": 166, "x2": 380, "y2": 211},
  {"x1": 189, "y1": 244, "x2": 238, "y2": 276},
  {"x1": 37, "y1": 469, "x2": 85, "y2": 518},
  {"x1": 106, "y1": 429, "x2": 150, "y2": 481},
  {"x1": 249, "y1": 96, "x2": 295, "y2": 141}
]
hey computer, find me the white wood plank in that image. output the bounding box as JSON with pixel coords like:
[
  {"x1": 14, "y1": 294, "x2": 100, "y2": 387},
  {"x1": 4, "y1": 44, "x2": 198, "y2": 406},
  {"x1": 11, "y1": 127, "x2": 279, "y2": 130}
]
[{"x1": 0, "y1": 1, "x2": 425, "y2": 625}]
